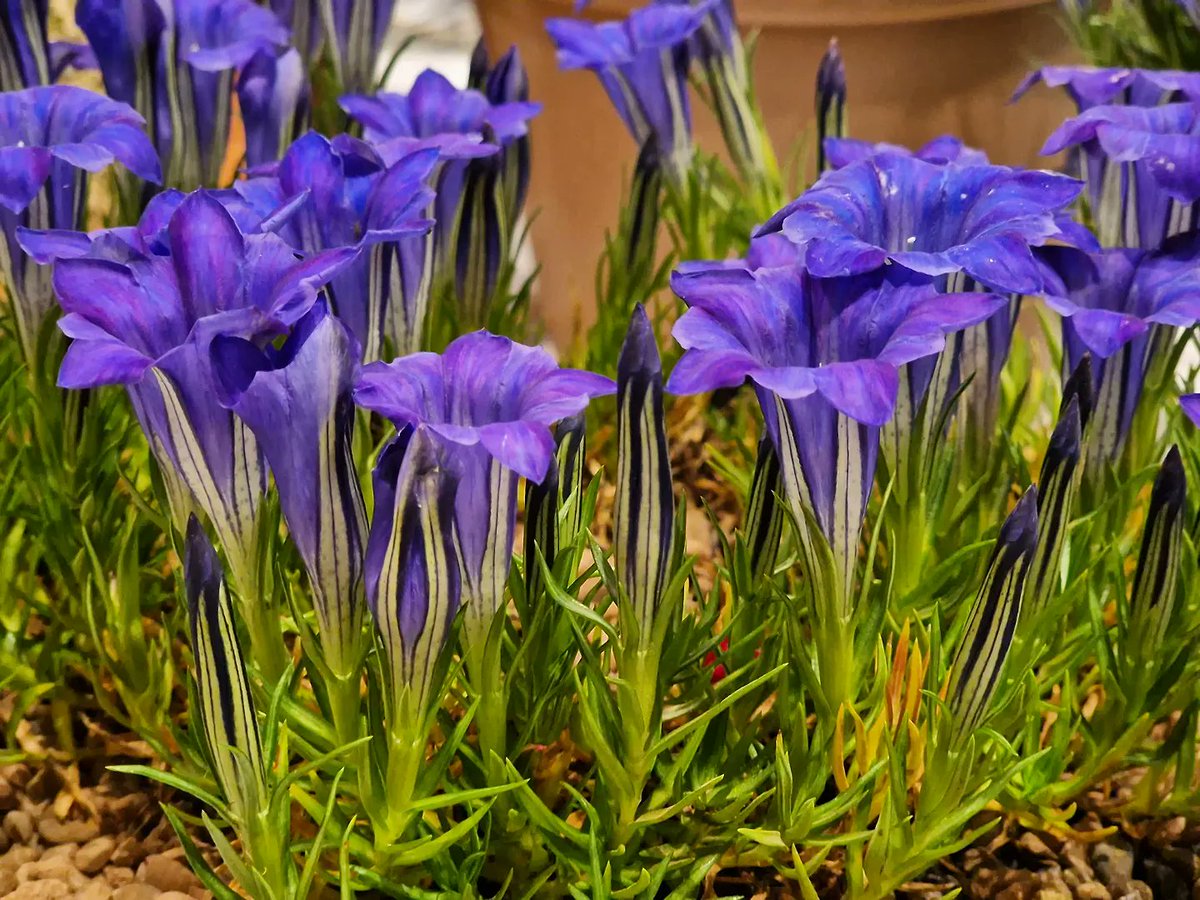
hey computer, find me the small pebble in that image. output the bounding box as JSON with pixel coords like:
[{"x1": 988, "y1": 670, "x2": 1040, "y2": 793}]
[
  {"x1": 3, "y1": 878, "x2": 72, "y2": 899},
  {"x1": 75, "y1": 836, "x2": 117, "y2": 874},
  {"x1": 105, "y1": 866, "x2": 136, "y2": 888},
  {"x1": 76, "y1": 881, "x2": 116, "y2": 900},
  {"x1": 0, "y1": 868, "x2": 17, "y2": 894},
  {"x1": 41, "y1": 842, "x2": 77, "y2": 861},
  {"x1": 0, "y1": 777, "x2": 16, "y2": 811},
  {"x1": 159, "y1": 893, "x2": 196, "y2": 900},
  {"x1": 1075, "y1": 884, "x2": 1112, "y2": 900},
  {"x1": 3, "y1": 809, "x2": 34, "y2": 844},
  {"x1": 113, "y1": 883, "x2": 164, "y2": 900},
  {"x1": 37, "y1": 815, "x2": 99, "y2": 845},
  {"x1": 138, "y1": 854, "x2": 198, "y2": 894},
  {"x1": 0, "y1": 845, "x2": 39, "y2": 872}
]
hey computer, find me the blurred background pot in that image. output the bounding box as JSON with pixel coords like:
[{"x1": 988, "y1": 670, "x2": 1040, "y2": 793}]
[{"x1": 477, "y1": 0, "x2": 1078, "y2": 350}]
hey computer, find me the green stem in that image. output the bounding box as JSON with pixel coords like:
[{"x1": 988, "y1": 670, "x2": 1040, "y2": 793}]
[
  {"x1": 378, "y1": 727, "x2": 425, "y2": 850},
  {"x1": 237, "y1": 577, "x2": 290, "y2": 688},
  {"x1": 892, "y1": 492, "x2": 930, "y2": 607},
  {"x1": 613, "y1": 644, "x2": 658, "y2": 849}
]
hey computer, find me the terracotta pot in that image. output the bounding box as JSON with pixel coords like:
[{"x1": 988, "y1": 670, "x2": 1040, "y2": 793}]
[{"x1": 477, "y1": 0, "x2": 1080, "y2": 350}]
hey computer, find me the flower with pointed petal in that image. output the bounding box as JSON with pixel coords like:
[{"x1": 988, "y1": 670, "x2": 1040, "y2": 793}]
[
  {"x1": 1029, "y1": 395, "x2": 1085, "y2": 614},
  {"x1": 236, "y1": 131, "x2": 436, "y2": 360},
  {"x1": 468, "y1": 41, "x2": 534, "y2": 224},
  {"x1": 1038, "y1": 233, "x2": 1200, "y2": 465},
  {"x1": 1041, "y1": 102, "x2": 1200, "y2": 249},
  {"x1": 1, "y1": 0, "x2": 90, "y2": 88},
  {"x1": 757, "y1": 153, "x2": 1082, "y2": 294},
  {"x1": 824, "y1": 135, "x2": 989, "y2": 170},
  {"x1": 668, "y1": 262, "x2": 1007, "y2": 613},
  {"x1": 354, "y1": 331, "x2": 614, "y2": 654},
  {"x1": 815, "y1": 39, "x2": 846, "y2": 173},
  {"x1": 76, "y1": 0, "x2": 291, "y2": 190},
  {"x1": 1, "y1": 86, "x2": 159, "y2": 365},
  {"x1": 213, "y1": 302, "x2": 368, "y2": 679},
  {"x1": 1013, "y1": 66, "x2": 1200, "y2": 112},
  {"x1": 546, "y1": 2, "x2": 712, "y2": 182},
  {"x1": 51, "y1": 191, "x2": 357, "y2": 607}
]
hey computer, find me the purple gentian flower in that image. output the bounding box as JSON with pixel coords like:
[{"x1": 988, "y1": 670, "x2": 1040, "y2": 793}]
[
  {"x1": 50, "y1": 190, "x2": 356, "y2": 592},
  {"x1": 468, "y1": 42, "x2": 534, "y2": 229},
  {"x1": 1041, "y1": 102, "x2": 1200, "y2": 250},
  {"x1": 823, "y1": 135, "x2": 989, "y2": 170},
  {"x1": 236, "y1": 131, "x2": 436, "y2": 360},
  {"x1": 213, "y1": 302, "x2": 368, "y2": 679},
  {"x1": 1, "y1": 0, "x2": 91, "y2": 87},
  {"x1": 1013, "y1": 66, "x2": 1200, "y2": 112},
  {"x1": 757, "y1": 153, "x2": 1082, "y2": 293},
  {"x1": 815, "y1": 40, "x2": 847, "y2": 173},
  {"x1": 1039, "y1": 234, "x2": 1200, "y2": 465},
  {"x1": 0, "y1": 86, "x2": 159, "y2": 365},
  {"x1": 76, "y1": 0, "x2": 291, "y2": 190},
  {"x1": 354, "y1": 332, "x2": 614, "y2": 655},
  {"x1": 272, "y1": 0, "x2": 396, "y2": 96},
  {"x1": 1182, "y1": 393, "x2": 1200, "y2": 428},
  {"x1": 546, "y1": 2, "x2": 712, "y2": 182},
  {"x1": 668, "y1": 263, "x2": 1006, "y2": 611},
  {"x1": 341, "y1": 68, "x2": 539, "y2": 234},
  {"x1": 757, "y1": 154, "x2": 1080, "y2": 458},
  {"x1": 236, "y1": 48, "x2": 308, "y2": 171}
]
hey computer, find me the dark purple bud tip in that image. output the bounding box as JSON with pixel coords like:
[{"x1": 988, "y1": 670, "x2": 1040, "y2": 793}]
[
  {"x1": 999, "y1": 487, "x2": 1040, "y2": 557},
  {"x1": 1060, "y1": 353, "x2": 1093, "y2": 430},
  {"x1": 1151, "y1": 445, "x2": 1188, "y2": 521},
  {"x1": 816, "y1": 39, "x2": 846, "y2": 102},
  {"x1": 618, "y1": 304, "x2": 663, "y2": 382},
  {"x1": 1047, "y1": 396, "x2": 1083, "y2": 465},
  {"x1": 183, "y1": 515, "x2": 223, "y2": 620},
  {"x1": 469, "y1": 38, "x2": 490, "y2": 90}
]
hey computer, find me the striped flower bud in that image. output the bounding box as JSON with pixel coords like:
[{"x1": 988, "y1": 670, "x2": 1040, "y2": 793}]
[
  {"x1": 614, "y1": 305, "x2": 676, "y2": 639},
  {"x1": 1028, "y1": 397, "x2": 1084, "y2": 614},
  {"x1": 1128, "y1": 446, "x2": 1187, "y2": 658},
  {"x1": 524, "y1": 414, "x2": 587, "y2": 607},
  {"x1": 183, "y1": 516, "x2": 266, "y2": 820},
  {"x1": 744, "y1": 435, "x2": 784, "y2": 584},
  {"x1": 948, "y1": 488, "x2": 1039, "y2": 736}
]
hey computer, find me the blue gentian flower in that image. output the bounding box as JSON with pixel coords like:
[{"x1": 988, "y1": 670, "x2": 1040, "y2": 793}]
[
  {"x1": 757, "y1": 153, "x2": 1081, "y2": 293},
  {"x1": 0, "y1": 86, "x2": 159, "y2": 365},
  {"x1": 76, "y1": 0, "x2": 291, "y2": 190},
  {"x1": 213, "y1": 301, "x2": 368, "y2": 679},
  {"x1": 270, "y1": 0, "x2": 395, "y2": 96},
  {"x1": 1014, "y1": 66, "x2": 1200, "y2": 112},
  {"x1": 546, "y1": 2, "x2": 712, "y2": 182},
  {"x1": 354, "y1": 332, "x2": 614, "y2": 656},
  {"x1": 340, "y1": 67, "x2": 538, "y2": 231},
  {"x1": 468, "y1": 41, "x2": 534, "y2": 229},
  {"x1": 1, "y1": 0, "x2": 92, "y2": 87},
  {"x1": 49, "y1": 190, "x2": 356, "y2": 593},
  {"x1": 824, "y1": 135, "x2": 989, "y2": 169},
  {"x1": 1039, "y1": 234, "x2": 1200, "y2": 465},
  {"x1": 1182, "y1": 393, "x2": 1200, "y2": 428},
  {"x1": 668, "y1": 262, "x2": 1006, "y2": 611},
  {"x1": 1041, "y1": 102, "x2": 1200, "y2": 250},
  {"x1": 236, "y1": 48, "x2": 308, "y2": 170},
  {"x1": 236, "y1": 131, "x2": 436, "y2": 360},
  {"x1": 815, "y1": 40, "x2": 846, "y2": 173}
]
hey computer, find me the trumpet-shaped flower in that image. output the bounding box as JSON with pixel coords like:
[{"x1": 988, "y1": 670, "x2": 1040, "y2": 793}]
[
  {"x1": 236, "y1": 131, "x2": 436, "y2": 360},
  {"x1": 1013, "y1": 66, "x2": 1200, "y2": 113},
  {"x1": 0, "y1": 86, "x2": 159, "y2": 364},
  {"x1": 546, "y1": 2, "x2": 712, "y2": 181},
  {"x1": 50, "y1": 191, "x2": 356, "y2": 595},
  {"x1": 668, "y1": 263, "x2": 1006, "y2": 612},
  {"x1": 1041, "y1": 102, "x2": 1200, "y2": 249},
  {"x1": 76, "y1": 0, "x2": 291, "y2": 190},
  {"x1": 823, "y1": 135, "x2": 989, "y2": 170},
  {"x1": 2, "y1": 0, "x2": 92, "y2": 88},
  {"x1": 757, "y1": 153, "x2": 1082, "y2": 294},
  {"x1": 354, "y1": 332, "x2": 614, "y2": 653},
  {"x1": 213, "y1": 302, "x2": 368, "y2": 679},
  {"x1": 1038, "y1": 234, "x2": 1200, "y2": 464}
]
